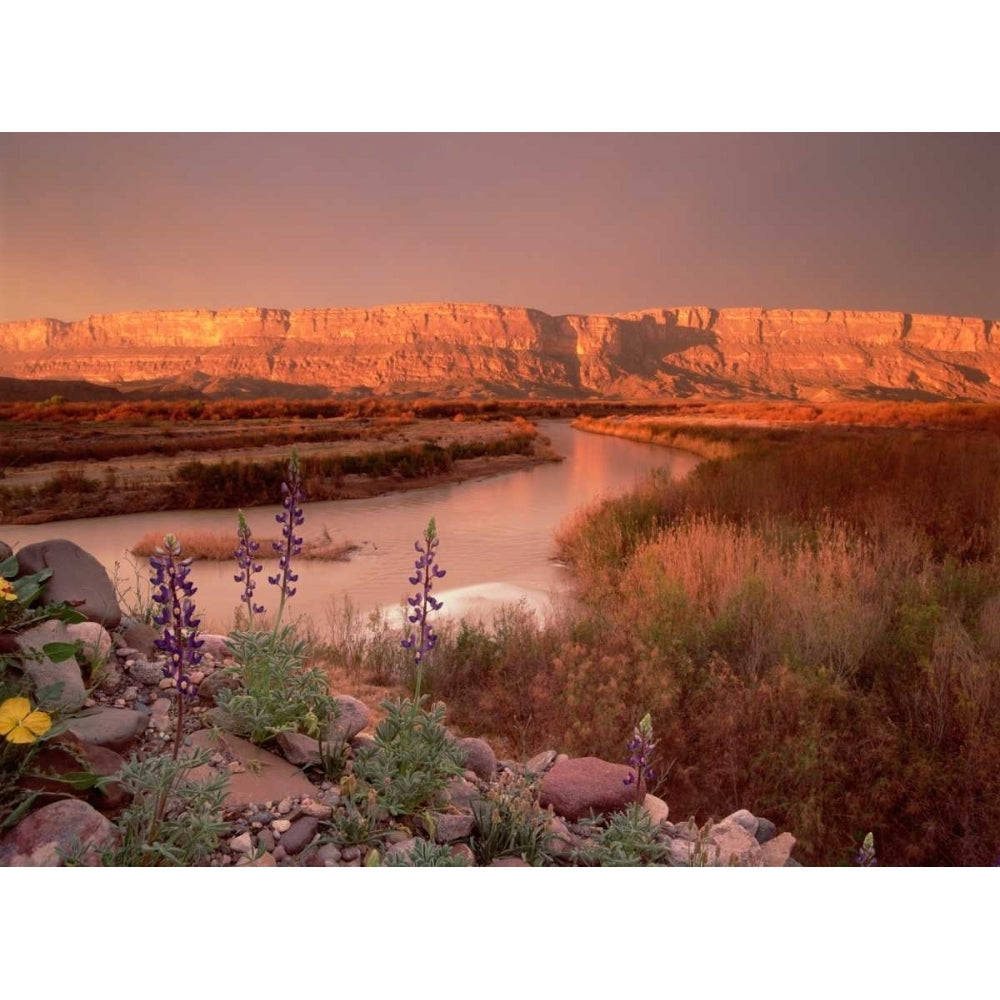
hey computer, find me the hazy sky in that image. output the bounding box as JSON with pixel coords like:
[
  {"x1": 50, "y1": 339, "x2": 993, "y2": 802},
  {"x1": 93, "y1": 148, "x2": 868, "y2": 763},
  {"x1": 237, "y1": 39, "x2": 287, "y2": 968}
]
[{"x1": 1, "y1": 133, "x2": 997, "y2": 323}]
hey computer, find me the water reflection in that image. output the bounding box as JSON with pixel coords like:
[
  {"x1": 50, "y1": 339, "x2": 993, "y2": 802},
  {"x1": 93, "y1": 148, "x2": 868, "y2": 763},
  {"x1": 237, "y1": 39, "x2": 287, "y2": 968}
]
[{"x1": 1, "y1": 421, "x2": 698, "y2": 632}]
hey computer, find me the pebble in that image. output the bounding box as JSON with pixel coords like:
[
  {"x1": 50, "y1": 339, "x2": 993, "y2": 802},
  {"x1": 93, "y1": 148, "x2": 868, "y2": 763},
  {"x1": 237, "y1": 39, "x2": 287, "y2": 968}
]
[
  {"x1": 272, "y1": 819, "x2": 292, "y2": 834},
  {"x1": 229, "y1": 832, "x2": 253, "y2": 854}
]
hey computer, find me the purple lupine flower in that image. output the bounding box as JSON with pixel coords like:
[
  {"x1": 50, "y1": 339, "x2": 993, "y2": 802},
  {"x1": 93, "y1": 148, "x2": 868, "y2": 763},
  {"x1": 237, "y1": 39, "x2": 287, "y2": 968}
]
[
  {"x1": 855, "y1": 832, "x2": 878, "y2": 867},
  {"x1": 149, "y1": 534, "x2": 204, "y2": 760},
  {"x1": 269, "y1": 450, "x2": 305, "y2": 631},
  {"x1": 401, "y1": 518, "x2": 446, "y2": 700},
  {"x1": 234, "y1": 509, "x2": 265, "y2": 626},
  {"x1": 623, "y1": 712, "x2": 657, "y2": 802}
]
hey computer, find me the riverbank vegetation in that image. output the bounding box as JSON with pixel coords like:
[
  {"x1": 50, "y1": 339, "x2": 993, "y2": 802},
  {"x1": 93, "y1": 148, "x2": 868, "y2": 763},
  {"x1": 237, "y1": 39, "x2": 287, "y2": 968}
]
[
  {"x1": 0, "y1": 407, "x2": 555, "y2": 524},
  {"x1": 323, "y1": 404, "x2": 1000, "y2": 865}
]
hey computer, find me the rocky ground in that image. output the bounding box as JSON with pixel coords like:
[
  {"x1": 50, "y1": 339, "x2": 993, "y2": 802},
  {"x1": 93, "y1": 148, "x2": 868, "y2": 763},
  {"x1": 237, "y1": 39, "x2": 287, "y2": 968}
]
[{"x1": 0, "y1": 537, "x2": 799, "y2": 867}]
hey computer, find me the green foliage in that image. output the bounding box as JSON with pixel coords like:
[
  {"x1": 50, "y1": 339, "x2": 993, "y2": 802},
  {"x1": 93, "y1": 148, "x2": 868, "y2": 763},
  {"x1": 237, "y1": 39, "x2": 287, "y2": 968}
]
[
  {"x1": 77, "y1": 749, "x2": 229, "y2": 867},
  {"x1": 576, "y1": 803, "x2": 672, "y2": 867},
  {"x1": 381, "y1": 839, "x2": 470, "y2": 866},
  {"x1": 351, "y1": 698, "x2": 466, "y2": 817},
  {"x1": 216, "y1": 627, "x2": 340, "y2": 746},
  {"x1": 470, "y1": 770, "x2": 554, "y2": 866}
]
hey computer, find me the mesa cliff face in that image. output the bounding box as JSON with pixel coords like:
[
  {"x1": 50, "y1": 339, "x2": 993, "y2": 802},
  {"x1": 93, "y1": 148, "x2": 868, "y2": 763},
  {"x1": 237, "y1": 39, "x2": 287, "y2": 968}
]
[{"x1": 1, "y1": 302, "x2": 997, "y2": 401}]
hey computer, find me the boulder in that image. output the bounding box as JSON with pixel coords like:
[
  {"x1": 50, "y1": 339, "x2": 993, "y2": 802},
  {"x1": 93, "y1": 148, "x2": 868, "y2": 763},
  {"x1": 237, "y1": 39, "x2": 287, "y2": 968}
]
[
  {"x1": 327, "y1": 695, "x2": 371, "y2": 743},
  {"x1": 539, "y1": 756, "x2": 636, "y2": 821},
  {"x1": 16, "y1": 539, "x2": 121, "y2": 628},
  {"x1": 454, "y1": 736, "x2": 496, "y2": 781},
  {"x1": 0, "y1": 798, "x2": 119, "y2": 866},
  {"x1": 14, "y1": 621, "x2": 87, "y2": 709},
  {"x1": 761, "y1": 832, "x2": 797, "y2": 867},
  {"x1": 707, "y1": 815, "x2": 764, "y2": 867},
  {"x1": 186, "y1": 729, "x2": 317, "y2": 809},
  {"x1": 66, "y1": 706, "x2": 150, "y2": 751}
]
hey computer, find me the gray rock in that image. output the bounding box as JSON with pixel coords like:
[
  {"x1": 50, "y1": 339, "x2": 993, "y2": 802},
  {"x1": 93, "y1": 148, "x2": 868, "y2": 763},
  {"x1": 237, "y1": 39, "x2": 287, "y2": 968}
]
[
  {"x1": 197, "y1": 633, "x2": 232, "y2": 660},
  {"x1": 16, "y1": 539, "x2": 121, "y2": 628},
  {"x1": 66, "y1": 706, "x2": 150, "y2": 751},
  {"x1": 755, "y1": 817, "x2": 777, "y2": 845},
  {"x1": 120, "y1": 622, "x2": 160, "y2": 657},
  {"x1": 129, "y1": 658, "x2": 167, "y2": 686},
  {"x1": 276, "y1": 731, "x2": 322, "y2": 768},
  {"x1": 725, "y1": 808, "x2": 759, "y2": 838},
  {"x1": 64, "y1": 621, "x2": 113, "y2": 669},
  {"x1": 14, "y1": 621, "x2": 87, "y2": 709},
  {"x1": 280, "y1": 816, "x2": 319, "y2": 855},
  {"x1": 327, "y1": 695, "x2": 371, "y2": 743},
  {"x1": 0, "y1": 798, "x2": 119, "y2": 866},
  {"x1": 430, "y1": 812, "x2": 475, "y2": 843},
  {"x1": 441, "y1": 776, "x2": 478, "y2": 810},
  {"x1": 539, "y1": 756, "x2": 636, "y2": 822},
  {"x1": 454, "y1": 737, "x2": 496, "y2": 781},
  {"x1": 0, "y1": 540, "x2": 12, "y2": 563},
  {"x1": 198, "y1": 667, "x2": 240, "y2": 702}
]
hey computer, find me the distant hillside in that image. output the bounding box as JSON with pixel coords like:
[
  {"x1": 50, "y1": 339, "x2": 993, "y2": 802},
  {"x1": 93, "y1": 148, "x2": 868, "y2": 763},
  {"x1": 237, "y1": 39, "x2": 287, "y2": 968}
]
[{"x1": 1, "y1": 303, "x2": 997, "y2": 401}]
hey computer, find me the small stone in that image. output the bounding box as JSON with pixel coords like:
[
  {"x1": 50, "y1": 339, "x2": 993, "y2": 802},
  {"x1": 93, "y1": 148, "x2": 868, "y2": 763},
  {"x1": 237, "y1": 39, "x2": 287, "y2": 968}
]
[
  {"x1": 257, "y1": 829, "x2": 276, "y2": 853},
  {"x1": 276, "y1": 797, "x2": 293, "y2": 815},
  {"x1": 271, "y1": 819, "x2": 292, "y2": 834},
  {"x1": 316, "y1": 844, "x2": 342, "y2": 865},
  {"x1": 123, "y1": 686, "x2": 139, "y2": 701},
  {"x1": 526, "y1": 749, "x2": 558, "y2": 775},
  {"x1": 340, "y1": 845, "x2": 361, "y2": 861},
  {"x1": 115, "y1": 647, "x2": 139, "y2": 660},
  {"x1": 280, "y1": 817, "x2": 319, "y2": 855},
  {"x1": 227, "y1": 761, "x2": 246, "y2": 774},
  {"x1": 300, "y1": 800, "x2": 333, "y2": 819},
  {"x1": 229, "y1": 832, "x2": 253, "y2": 854},
  {"x1": 239, "y1": 851, "x2": 277, "y2": 867}
]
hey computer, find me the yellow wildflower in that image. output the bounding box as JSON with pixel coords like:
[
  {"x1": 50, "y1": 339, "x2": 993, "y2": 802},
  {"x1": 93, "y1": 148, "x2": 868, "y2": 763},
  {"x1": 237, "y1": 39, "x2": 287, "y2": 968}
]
[
  {"x1": 0, "y1": 697, "x2": 52, "y2": 744},
  {"x1": 0, "y1": 579, "x2": 17, "y2": 603}
]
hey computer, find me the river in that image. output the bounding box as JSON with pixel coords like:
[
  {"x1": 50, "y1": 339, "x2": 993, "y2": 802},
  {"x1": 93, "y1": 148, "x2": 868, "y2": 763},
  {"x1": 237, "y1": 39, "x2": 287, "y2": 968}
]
[{"x1": 0, "y1": 420, "x2": 698, "y2": 634}]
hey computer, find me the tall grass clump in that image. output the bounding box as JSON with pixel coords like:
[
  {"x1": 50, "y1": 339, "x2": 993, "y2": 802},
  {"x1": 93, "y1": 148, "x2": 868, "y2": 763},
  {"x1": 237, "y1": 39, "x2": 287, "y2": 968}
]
[{"x1": 507, "y1": 424, "x2": 1000, "y2": 865}]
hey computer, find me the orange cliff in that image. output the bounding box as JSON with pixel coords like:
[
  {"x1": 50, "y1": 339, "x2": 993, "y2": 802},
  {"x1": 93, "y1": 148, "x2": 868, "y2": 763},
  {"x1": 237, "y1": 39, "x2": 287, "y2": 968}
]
[{"x1": 0, "y1": 303, "x2": 997, "y2": 401}]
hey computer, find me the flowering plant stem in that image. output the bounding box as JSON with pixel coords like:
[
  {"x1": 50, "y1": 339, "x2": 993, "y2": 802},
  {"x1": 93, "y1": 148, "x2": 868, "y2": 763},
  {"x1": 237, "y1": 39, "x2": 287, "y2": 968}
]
[
  {"x1": 269, "y1": 450, "x2": 305, "y2": 637},
  {"x1": 401, "y1": 518, "x2": 446, "y2": 701},
  {"x1": 148, "y1": 534, "x2": 204, "y2": 840}
]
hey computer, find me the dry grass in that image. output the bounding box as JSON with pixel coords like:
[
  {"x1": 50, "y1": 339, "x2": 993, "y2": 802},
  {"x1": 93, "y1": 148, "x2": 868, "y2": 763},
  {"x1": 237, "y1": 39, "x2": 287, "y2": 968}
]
[{"x1": 129, "y1": 529, "x2": 356, "y2": 561}]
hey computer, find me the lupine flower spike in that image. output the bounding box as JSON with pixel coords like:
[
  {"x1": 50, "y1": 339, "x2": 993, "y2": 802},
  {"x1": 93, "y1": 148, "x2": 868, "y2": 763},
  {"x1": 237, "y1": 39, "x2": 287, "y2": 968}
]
[
  {"x1": 149, "y1": 534, "x2": 204, "y2": 758},
  {"x1": 623, "y1": 712, "x2": 657, "y2": 803},
  {"x1": 401, "y1": 517, "x2": 446, "y2": 701},
  {"x1": 269, "y1": 449, "x2": 305, "y2": 633},
  {"x1": 234, "y1": 509, "x2": 265, "y2": 628},
  {"x1": 855, "y1": 831, "x2": 878, "y2": 867}
]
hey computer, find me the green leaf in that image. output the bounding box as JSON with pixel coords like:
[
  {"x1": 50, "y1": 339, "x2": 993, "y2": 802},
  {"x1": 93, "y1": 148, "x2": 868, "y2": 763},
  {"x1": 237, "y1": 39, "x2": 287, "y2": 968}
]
[
  {"x1": 42, "y1": 641, "x2": 80, "y2": 663},
  {"x1": 11, "y1": 568, "x2": 53, "y2": 607},
  {"x1": 35, "y1": 770, "x2": 102, "y2": 791},
  {"x1": 0, "y1": 555, "x2": 18, "y2": 579}
]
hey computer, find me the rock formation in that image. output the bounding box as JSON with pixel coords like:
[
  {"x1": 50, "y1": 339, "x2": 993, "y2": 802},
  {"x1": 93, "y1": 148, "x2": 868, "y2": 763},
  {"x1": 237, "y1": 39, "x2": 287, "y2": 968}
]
[{"x1": 2, "y1": 302, "x2": 997, "y2": 401}]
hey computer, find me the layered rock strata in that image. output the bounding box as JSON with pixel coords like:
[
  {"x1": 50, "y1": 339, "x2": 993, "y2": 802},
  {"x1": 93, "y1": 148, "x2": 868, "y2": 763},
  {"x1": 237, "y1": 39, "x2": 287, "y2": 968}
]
[{"x1": 1, "y1": 303, "x2": 996, "y2": 401}]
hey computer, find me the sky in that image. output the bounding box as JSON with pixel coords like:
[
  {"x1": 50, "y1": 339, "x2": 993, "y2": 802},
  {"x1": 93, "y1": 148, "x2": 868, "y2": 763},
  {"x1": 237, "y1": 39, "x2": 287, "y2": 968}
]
[{"x1": 1, "y1": 132, "x2": 997, "y2": 325}]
